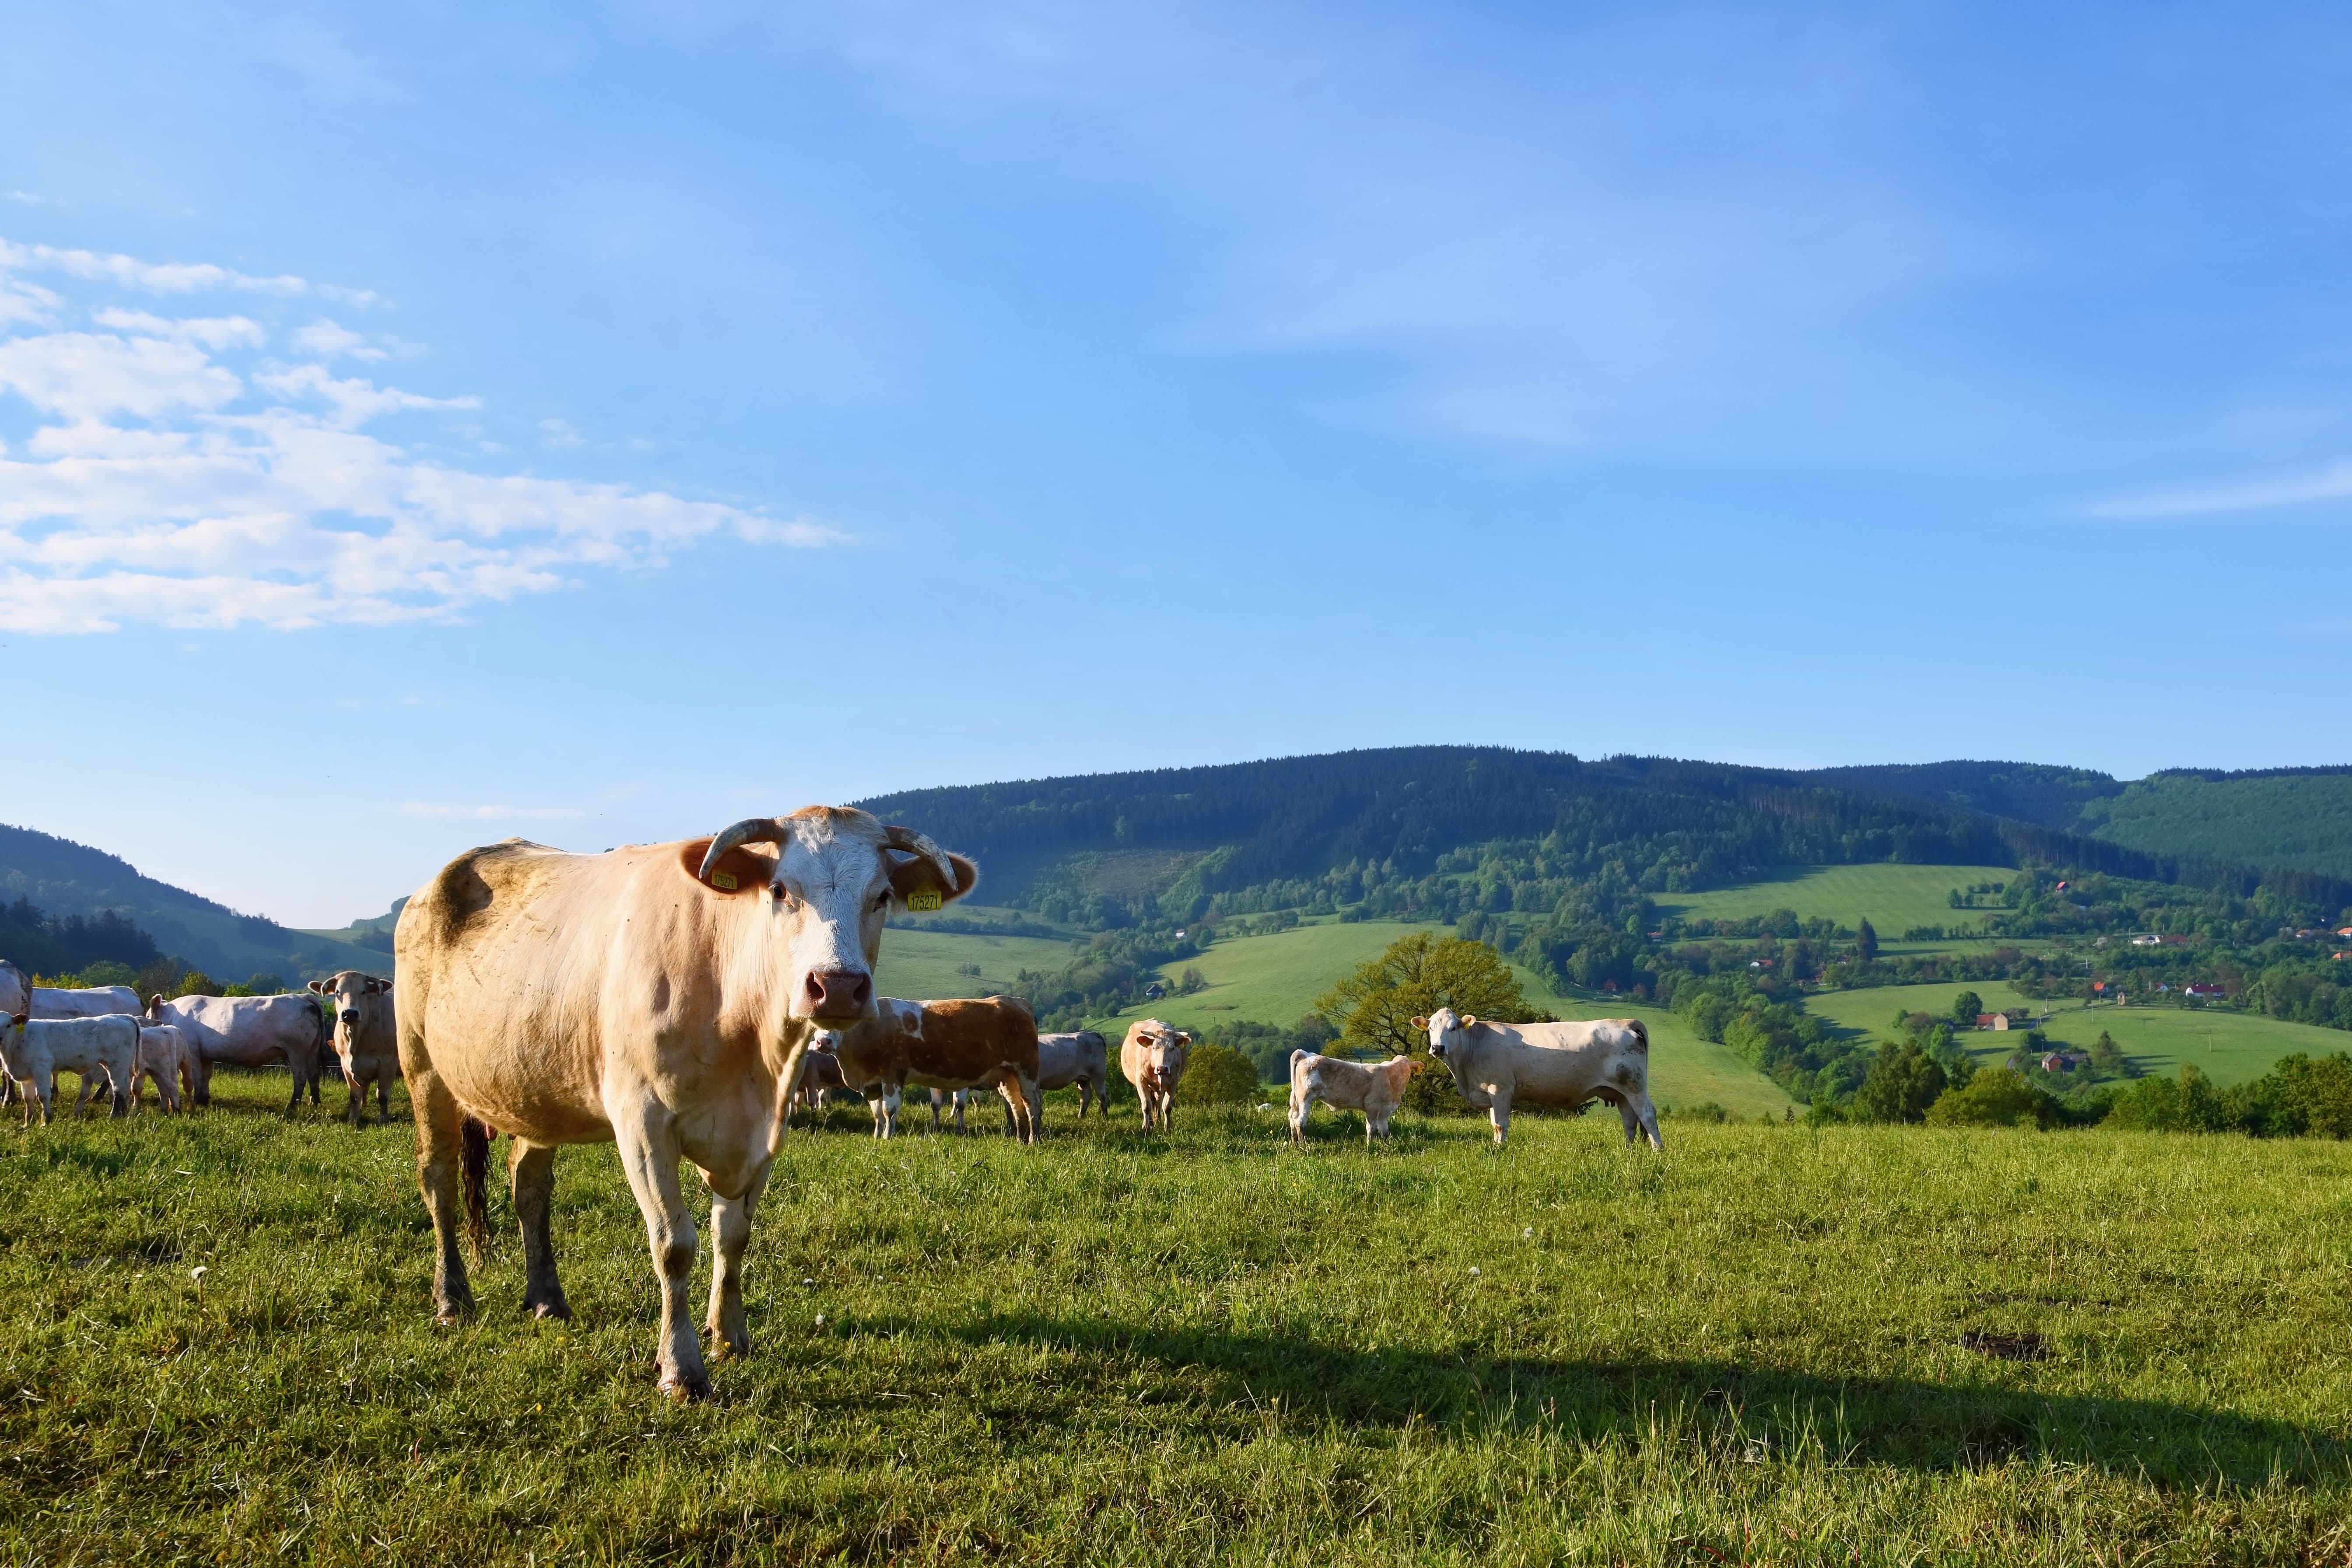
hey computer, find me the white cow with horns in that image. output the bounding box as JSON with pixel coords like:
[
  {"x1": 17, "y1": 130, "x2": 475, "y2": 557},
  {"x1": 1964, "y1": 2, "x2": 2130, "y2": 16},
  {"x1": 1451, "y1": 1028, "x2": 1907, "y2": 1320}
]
[
  {"x1": 1413, "y1": 1007, "x2": 1663, "y2": 1149},
  {"x1": 395, "y1": 806, "x2": 978, "y2": 1400}
]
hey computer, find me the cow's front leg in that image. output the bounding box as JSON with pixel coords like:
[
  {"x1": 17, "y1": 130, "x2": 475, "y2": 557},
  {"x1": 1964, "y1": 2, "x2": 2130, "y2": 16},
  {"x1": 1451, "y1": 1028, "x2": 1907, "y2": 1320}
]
[
  {"x1": 510, "y1": 1140, "x2": 570, "y2": 1321},
  {"x1": 608, "y1": 1094, "x2": 706, "y2": 1399},
  {"x1": 1489, "y1": 1093, "x2": 1512, "y2": 1146},
  {"x1": 378, "y1": 1073, "x2": 394, "y2": 1127},
  {"x1": 705, "y1": 1159, "x2": 771, "y2": 1361}
]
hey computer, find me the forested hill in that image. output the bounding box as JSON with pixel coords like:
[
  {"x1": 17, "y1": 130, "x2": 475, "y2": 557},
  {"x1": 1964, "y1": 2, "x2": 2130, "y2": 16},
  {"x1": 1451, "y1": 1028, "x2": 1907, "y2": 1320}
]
[
  {"x1": 0, "y1": 822, "x2": 385, "y2": 982},
  {"x1": 855, "y1": 747, "x2": 2352, "y2": 922}
]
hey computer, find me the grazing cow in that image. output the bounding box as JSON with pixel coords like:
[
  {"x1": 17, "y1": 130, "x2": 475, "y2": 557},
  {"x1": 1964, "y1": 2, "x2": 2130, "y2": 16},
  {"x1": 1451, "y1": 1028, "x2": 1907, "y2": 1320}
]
[
  {"x1": 395, "y1": 807, "x2": 978, "y2": 1399},
  {"x1": 76, "y1": 1024, "x2": 198, "y2": 1114},
  {"x1": 1120, "y1": 1019, "x2": 1193, "y2": 1132},
  {"x1": 832, "y1": 996, "x2": 1042, "y2": 1142},
  {"x1": 308, "y1": 971, "x2": 400, "y2": 1126},
  {"x1": 32, "y1": 982, "x2": 142, "y2": 1020},
  {"x1": 792, "y1": 1044, "x2": 848, "y2": 1119},
  {"x1": 1413, "y1": 1008, "x2": 1663, "y2": 1148},
  {"x1": 0, "y1": 1013, "x2": 136, "y2": 1124},
  {"x1": 1288, "y1": 1051, "x2": 1420, "y2": 1146},
  {"x1": 150, "y1": 992, "x2": 329, "y2": 1111},
  {"x1": 1031, "y1": 1030, "x2": 1109, "y2": 1130}
]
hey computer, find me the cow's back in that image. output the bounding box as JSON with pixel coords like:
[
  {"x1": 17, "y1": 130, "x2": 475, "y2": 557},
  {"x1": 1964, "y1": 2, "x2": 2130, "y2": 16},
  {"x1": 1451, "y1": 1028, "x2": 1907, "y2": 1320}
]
[
  {"x1": 1490, "y1": 1019, "x2": 1645, "y2": 1104},
  {"x1": 32, "y1": 984, "x2": 141, "y2": 1020},
  {"x1": 913, "y1": 996, "x2": 1039, "y2": 1078},
  {"x1": 164, "y1": 994, "x2": 319, "y2": 1065}
]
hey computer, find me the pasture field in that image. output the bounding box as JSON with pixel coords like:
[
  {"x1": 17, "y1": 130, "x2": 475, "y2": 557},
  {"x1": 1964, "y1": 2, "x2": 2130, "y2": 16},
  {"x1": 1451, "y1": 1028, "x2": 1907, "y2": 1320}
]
[
  {"x1": 1806, "y1": 982, "x2": 2352, "y2": 1086},
  {"x1": 1533, "y1": 1000, "x2": 1796, "y2": 1121},
  {"x1": 1653, "y1": 863, "x2": 2017, "y2": 939},
  {"x1": 870, "y1": 926, "x2": 1077, "y2": 1003},
  {"x1": 7, "y1": 1077, "x2": 2352, "y2": 1563}
]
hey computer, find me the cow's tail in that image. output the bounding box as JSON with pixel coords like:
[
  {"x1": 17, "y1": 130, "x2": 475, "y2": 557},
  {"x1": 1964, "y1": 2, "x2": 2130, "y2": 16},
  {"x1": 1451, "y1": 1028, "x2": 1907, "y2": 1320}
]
[
  {"x1": 460, "y1": 1117, "x2": 494, "y2": 1258},
  {"x1": 1629, "y1": 1019, "x2": 1649, "y2": 1054}
]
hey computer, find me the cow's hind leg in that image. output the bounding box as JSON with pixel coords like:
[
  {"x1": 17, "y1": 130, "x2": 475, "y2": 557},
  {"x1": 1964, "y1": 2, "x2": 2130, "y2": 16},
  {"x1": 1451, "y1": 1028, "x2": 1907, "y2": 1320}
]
[
  {"x1": 377, "y1": 1072, "x2": 394, "y2": 1127},
  {"x1": 410, "y1": 1066, "x2": 477, "y2": 1322},
  {"x1": 1489, "y1": 1094, "x2": 1512, "y2": 1146},
  {"x1": 705, "y1": 1159, "x2": 771, "y2": 1361},
  {"x1": 1631, "y1": 1089, "x2": 1664, "y2": 1151},
  {"x1": 608, "y1": 1097, "x2": 707, "y2": 1399},
  {"x1": 510, "y1": 1140, "x2": 571, "y2": 1320}
]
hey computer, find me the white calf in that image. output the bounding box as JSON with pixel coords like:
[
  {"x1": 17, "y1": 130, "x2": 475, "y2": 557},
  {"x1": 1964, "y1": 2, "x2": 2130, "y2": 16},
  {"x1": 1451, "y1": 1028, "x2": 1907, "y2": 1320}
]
[
  {"x1": 1288, "y1": 1050, "x2": 1420, "y2": 1146},
  {"x1": 1, "y1": 1013, "x2": 137, "y2": 1124}
]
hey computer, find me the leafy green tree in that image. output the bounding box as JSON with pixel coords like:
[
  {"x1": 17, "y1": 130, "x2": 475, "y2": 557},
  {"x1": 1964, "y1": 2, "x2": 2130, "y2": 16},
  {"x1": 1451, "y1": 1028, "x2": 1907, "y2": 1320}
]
[
  {"x1": 2088, "y1": 1030, "x2": 2125, "y2": 1072},
  {"x1": 1949, "y1": 990, "x2": 1985, "y2": 1030},
  {"x1": 1313, "y1": 930, "x2": 1536, "y2": 1060},
  {"x1": 1855, "y1": 918, "x2": 1879, "y2": 963},
  {"x1": 1925, "y1": 1066, "x2": 2056, "y2": 1129},
  {"x1": 1178, "y1": 967, "x2": 1207, "y2": 995},
  {"x1": 173, "y1": 971, "x2": 223, "y2": 998},
  {"x1": 1182, "y1": 1042, "x2": 1263, "y2": 1105},
  {"x1": 1851, "y1": 1038, "x2": 1948, "y2": 1123}
]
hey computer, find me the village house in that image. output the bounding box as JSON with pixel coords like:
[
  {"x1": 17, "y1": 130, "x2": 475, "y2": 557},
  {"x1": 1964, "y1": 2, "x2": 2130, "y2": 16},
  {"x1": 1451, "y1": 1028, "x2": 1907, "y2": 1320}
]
[
  {"x1": 2184, "y1": 982, "x2": 2226, "y2": 999},
  {"x1": 1976, "y1": 1013, "x2": 2008, "y2": 1031}
]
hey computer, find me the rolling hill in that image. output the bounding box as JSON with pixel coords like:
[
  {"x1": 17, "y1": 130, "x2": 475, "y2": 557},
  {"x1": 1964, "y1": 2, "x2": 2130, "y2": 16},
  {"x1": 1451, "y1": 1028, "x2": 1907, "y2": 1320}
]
[{"x1": 0, "y1": 822, "x2": 386, "y2": 982}]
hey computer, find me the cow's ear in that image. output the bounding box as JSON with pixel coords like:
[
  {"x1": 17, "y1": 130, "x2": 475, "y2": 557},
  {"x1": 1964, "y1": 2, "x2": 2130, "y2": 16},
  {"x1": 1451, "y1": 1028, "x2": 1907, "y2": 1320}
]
[
  {"x1": 889, "y1": 851, "x2": 981, "y2": 910},
  {"x1": 306, "y1": 980, "x2": 325, "y2": 994},
  {"x1": 1410, "y1": 1016, "x2": 1428, "y2": 1030},
  {"x1": 366, "y1": 977, "x2": 387, "y2": 994},
  {"x1": 1461, "y1": 1014, "x2": 1478, "y2": 1028},
  {"x1": 8, "y1": 1012, "x2": 24, "y2": 1027}
]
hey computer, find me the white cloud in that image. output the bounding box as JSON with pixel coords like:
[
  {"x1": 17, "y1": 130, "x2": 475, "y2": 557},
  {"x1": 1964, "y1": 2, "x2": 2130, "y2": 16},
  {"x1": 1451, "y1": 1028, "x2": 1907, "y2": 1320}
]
[
  {"x1": 538, "y1": 416, "x2": 586, "y2": 449},
  {"x1": 399, "y1": 803, "x2": 590, "y2": 819},
  {"x1": 2082, "y1": 462, "x2": 2352, "y2": 520},
  {"x1": 0, "y1": 238, "x2": 849, "y2": 632}
]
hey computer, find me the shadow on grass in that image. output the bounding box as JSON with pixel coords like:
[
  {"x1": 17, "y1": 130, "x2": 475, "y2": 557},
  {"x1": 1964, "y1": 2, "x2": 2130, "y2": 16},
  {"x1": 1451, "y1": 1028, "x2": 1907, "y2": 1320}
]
[{"x1": 919, "y1": 1310, "x2": 2344, "y2": 1486}]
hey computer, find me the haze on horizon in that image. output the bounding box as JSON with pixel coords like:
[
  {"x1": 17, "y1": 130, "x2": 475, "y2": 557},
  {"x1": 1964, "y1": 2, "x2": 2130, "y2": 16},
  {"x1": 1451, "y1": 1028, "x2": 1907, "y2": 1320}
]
[{"x1": 2, "y1": 1, "x2": 2348, "y2": 927}]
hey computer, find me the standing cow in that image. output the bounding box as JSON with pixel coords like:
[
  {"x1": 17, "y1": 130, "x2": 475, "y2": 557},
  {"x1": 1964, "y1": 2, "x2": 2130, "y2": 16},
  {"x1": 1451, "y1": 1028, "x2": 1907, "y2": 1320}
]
[
  {"x1": 1288, "y1": 1050, "x2": 1420, "y2": 1146},
  {"x1": 1120, "y1": 1019, "x2": 1193, "y2": 1133},
  {"x1": 31, "y1": 981, "x2": 143, "y2": 1019},
  {"x1": 395, "y1": 807, "x2": 978, "y2": 1399},
  {"x1": 831, "y1": 996, "x2": 1042, "y2": 1142},
  {"x1": 0, "y1": 1013, "x2": 136, "y2": 1124},
  {"x1": 309, "y1": 971, "x2": 400, "y2": 1126},
  {"x1": 1413, "y1": 1008, "x2": 1663, "y2": 1149},
  {"x1": 151, "y1": 992, "x2": 329, "y2": 1111},
  {"x1": 75, "y1": 1023, "x2": 198, "y2": 1114}
]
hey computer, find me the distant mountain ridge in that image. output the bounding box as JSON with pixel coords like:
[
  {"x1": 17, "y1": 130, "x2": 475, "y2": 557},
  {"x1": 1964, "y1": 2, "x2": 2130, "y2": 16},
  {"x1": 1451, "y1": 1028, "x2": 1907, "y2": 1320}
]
[
  {"x1": 856, "y1": 747, "x2": 2352, "y2": 919},
  {"x1": 0, "y1": 822, "x2": 386, "y2": 981}
]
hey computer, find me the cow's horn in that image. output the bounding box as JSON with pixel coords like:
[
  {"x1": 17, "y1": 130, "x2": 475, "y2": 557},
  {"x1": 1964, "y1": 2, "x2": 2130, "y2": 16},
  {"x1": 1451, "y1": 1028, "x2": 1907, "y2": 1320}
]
[
  {"x1": 699, "y1": 817, "x2": 790, "y2": 884},
  {"x1": 883, "y1": 824, "x2": 958, "y2": 892}
]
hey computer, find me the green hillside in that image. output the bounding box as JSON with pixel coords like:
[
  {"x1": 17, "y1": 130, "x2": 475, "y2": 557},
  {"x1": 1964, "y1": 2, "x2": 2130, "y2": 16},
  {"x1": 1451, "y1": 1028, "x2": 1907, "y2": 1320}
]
[
  {"x1": 1803, "y1": 982, "x2": 2348, "y2": 1088},
  {"x1": 1654, "y1": 863, "x2": 2016, "y2": 937},
  {"x1": 2084, "y1": 772, "x2": 2352, "y2": 880},
  {"x1": 0, "y1": 822, "x2": 389, "y2": 983}
]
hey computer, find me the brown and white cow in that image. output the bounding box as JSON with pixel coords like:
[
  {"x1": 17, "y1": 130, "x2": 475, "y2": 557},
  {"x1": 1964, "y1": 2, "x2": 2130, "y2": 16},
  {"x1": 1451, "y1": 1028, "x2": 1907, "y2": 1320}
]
[
  {"x1": 395, "y1": 807, "x2": 978, "y2": 1399},
  {"x1": 150, "y1": 992, "x2": 329, "y2": 1111},
  {"x1": 830, "y1": 996, "x2": 1042, "y2": 1142},
  {"x1": 1288, "y1": 1050, "x2": 1420, "y2": 1146},
  {"x1": 308, "y1": 971, "x2": 400, "y2": 1126},
  {"x1": 0, "y1": 1013, "x2": 137, "y2": 1124},
  {"x1": 1120, "y1": 1019, "x2": 1192, "y2": 1133},
  {"x1": 1413, "y1": 1007, "x2": 1663, "y2": 1149}
]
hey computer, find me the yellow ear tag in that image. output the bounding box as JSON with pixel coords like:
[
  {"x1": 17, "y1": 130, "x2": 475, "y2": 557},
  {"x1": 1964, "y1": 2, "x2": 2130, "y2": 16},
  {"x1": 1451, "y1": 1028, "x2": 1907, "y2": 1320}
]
[
  {"x1": 907, "y1": 888, "x2": 943, "y2": 912},
  {"x1": 710, "y1": 871, "x2": 739, "y2": 891}
]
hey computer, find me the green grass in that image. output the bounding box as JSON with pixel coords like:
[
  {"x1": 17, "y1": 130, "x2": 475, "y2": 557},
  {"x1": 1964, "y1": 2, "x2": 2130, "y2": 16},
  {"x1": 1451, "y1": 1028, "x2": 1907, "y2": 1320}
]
[
  {"x1": 1656, "y1": 863, "x2": 2017, "y2": 937},
  {"x1": 1539, "y1": 1000, "x2": 1798, "y2": 1121},
  {"x1": 871, "y1": 926, "x2": 1076, "y2": 1002},
  {"x1": 1105, "y1": 919, "x2": 1425, "y2": 1034},
  {"x1": 1806, "y1": 982, "x2": 2352, "y2": 1086},
  {"x1": 10, "y1": 1074, "x2": 2352, "y2": 1561}
]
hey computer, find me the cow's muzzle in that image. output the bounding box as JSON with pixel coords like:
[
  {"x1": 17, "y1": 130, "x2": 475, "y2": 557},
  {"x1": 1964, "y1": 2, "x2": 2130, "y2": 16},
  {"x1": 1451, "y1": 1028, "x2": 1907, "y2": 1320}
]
[{"x1": 802, "y1": 968, "x2": 873, "y2": 1021}]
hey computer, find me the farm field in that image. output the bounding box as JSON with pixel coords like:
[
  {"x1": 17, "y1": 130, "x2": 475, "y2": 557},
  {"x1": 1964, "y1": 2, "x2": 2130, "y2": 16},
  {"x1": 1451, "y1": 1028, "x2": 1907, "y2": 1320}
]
[
  {"x1": 1655, "y1": 863, "x2": 2017, "y2": 938},
  {"x1": 1805, "y1": 982, "x2": 2352, "y2": 1086},
  {"x1": 7, "y1": 1077, "x2": 2352, "y2": 1561},
  {"x1": 870, "y1": 925, "x2": 1076, "y2": 1002},
  {"x1": 1538, "y1": 999, "x2": 1796, "y2": 1121}
]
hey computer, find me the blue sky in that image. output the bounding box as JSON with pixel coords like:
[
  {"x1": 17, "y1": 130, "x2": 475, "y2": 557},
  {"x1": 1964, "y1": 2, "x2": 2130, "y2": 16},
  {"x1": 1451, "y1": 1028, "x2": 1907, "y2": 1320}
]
[{"x1": 2, "y1": 1, "x2": 2349, "y2": 926}]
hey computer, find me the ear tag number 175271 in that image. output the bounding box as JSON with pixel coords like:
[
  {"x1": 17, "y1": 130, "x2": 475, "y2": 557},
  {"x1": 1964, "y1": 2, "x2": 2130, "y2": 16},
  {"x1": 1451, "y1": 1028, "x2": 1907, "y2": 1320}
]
[{"x1": 907, "y1": 888, "x2": 943, "y2": 912}]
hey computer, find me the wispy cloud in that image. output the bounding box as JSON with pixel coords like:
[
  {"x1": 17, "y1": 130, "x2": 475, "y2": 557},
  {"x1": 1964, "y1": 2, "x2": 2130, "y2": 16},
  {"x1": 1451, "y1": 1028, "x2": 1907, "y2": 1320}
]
[
  {"x1": 398, "y1": 803, "x2": 589, "y2": 819},
  {"x1": 0, "y1": 238, "x2": 849, "y2": 632},
  {"x1": 2082, "y1": 462, "x2": 2352, "y2": 520}
]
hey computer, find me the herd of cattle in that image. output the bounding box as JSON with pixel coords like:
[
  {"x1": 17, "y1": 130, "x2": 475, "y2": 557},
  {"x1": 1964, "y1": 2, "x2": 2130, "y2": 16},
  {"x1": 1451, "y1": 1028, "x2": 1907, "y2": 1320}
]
[{"x1": 2, "y1": 805, "x2": 1663, "y2": 1400}]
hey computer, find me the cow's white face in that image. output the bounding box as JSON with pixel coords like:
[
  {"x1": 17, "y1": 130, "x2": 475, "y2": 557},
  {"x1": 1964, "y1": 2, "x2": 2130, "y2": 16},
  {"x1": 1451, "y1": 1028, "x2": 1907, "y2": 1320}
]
[
  {"x1": 1416, "y1": 1007, "x2": 1472, "y2": 1060},
  {"x1": 308, "y1": 971, "x2": 388, "y2": 1064},
  {"x1": 720, "y1": 812, "x2": 974, "y2": 1027}
]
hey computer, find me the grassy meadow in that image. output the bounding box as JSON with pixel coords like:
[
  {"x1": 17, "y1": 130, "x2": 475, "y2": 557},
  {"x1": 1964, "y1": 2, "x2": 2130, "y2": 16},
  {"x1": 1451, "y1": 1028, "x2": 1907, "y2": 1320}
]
[
  {"x1": 1652, "y1": 863, "x2": 2017, "y2": 937},
  {"x1": 7, "y1": 1074, "x2": 2352, "y2": 1562},
  {"x1": 1805, "y1": 982, "x2": 2352, "y2": 1086}
]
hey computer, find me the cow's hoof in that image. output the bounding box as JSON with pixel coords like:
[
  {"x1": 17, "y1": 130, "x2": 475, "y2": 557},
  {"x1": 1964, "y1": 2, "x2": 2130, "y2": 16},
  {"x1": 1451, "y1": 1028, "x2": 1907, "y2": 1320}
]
[
  {"x1": 659, "y1": 1372, "x2": 712, "y2": 1403},
  {"x1": 434, "y1": 1298, "x2": 477, "y2": 1326},
  {"x1": 526, "y1": 1297, "x2": 571, "y2": 1322}
]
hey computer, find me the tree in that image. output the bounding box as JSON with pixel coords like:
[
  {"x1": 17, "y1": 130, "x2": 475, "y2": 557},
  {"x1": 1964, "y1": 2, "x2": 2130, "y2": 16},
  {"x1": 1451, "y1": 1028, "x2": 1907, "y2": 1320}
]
[
  {"x1": 1851, "y1": 1038, "x2": 1948, "y2": 1123},
  {"x1": 1949, "y1": 990, "x2": 1984, "y2": 1030},
  {"x1": 1183, "y1": 1043, "x2": 1263, "y2": 1105},
  {"x1": 1314, "y1": 930, "x2": 1537, "y2": 1060},
  {"x1": 2088, "y1": 1030, "x2": 2125, "y2": 1071},
  {"x1": 1855, "y1": 918, "x2": 1879, "y2": 963},
  {"x1": 1178, "y1": 967, "x2": 1207, "y2": 995},
  {"x1": 1925, "y1": 1066, "x2": 2056, "y2": 1129}
]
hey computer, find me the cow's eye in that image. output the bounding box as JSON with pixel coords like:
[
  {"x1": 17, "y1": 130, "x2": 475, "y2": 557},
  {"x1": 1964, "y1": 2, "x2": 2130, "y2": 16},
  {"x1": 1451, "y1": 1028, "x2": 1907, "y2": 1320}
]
[{"x1": 873, "y1": 891, "x2": 892, "y2": 912}]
